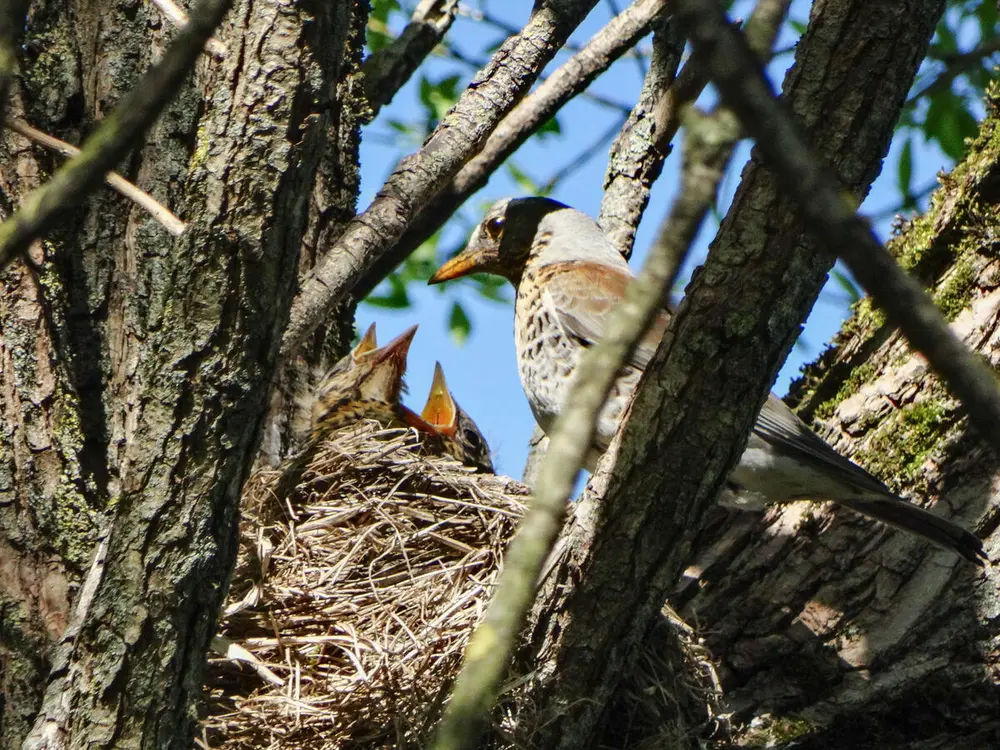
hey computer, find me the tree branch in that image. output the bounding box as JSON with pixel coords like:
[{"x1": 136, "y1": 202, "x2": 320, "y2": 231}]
[
  {"x1": 7, "y1": 118, "x2": 187, "y2": 236},
  {"x1": 907, "y1": 35, "x2": 1000, "y2": 104},
  {"x1": 432, "y1": 3, "x2": 790, "y2": 747},
  {"x1": 353, "y1": 0, "x2": 666, "y2": 301},
  {"x1": 674, "y1": 0, "x2": 1000, "y2": 453},
  {"x1": 598, "y1": 11, "x2": 680, "y2": 257},
  {"x1": 280, "y1": 0, "x2": 603, "y2": 358},
  {"x1": 361, "y1": 0, "x2": 459, "y2": 118},
  {"x1": 0, "y1": 0, "x2": 230, "y2": 267}
]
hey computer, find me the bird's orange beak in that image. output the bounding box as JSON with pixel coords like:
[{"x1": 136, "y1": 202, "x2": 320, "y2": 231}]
[
  {"x1": 360, "y1": 325, "x2": 417, "y2": 403},
  {"x1": 369, "y1": 324, "x2": 416, "y2": 368},
  {"x1": 397, "y1": 404, "x2": 439, "y2": 435},
  {"x1": 352, "y1": 322, "x2": 377, "y2": 358},
  {"x1": 421, "y1": 361, "x2": 457, "y2": 434},
  {"x1": 428, "y1": 246, "x2": 498, "y2": 284}
]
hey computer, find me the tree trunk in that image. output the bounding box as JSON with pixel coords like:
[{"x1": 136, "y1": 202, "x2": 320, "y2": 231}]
[
  {"x1": 517, "y1": 1, "x2": 951, "y2": 747},
  {"x1": 0, "y1": 1, "x2": 365, "y2": 746},
  {"x1": 676, "y1": 87, "x2": 1000, "y2": 748}
]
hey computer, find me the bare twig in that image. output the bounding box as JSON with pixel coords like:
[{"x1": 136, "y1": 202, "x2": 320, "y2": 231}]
[
  {"x1": 281, "y1": 0, "x2": 604, "y2": 359},
  {"x1": 0, "y1": 0, "x2": 229, "y2": 268},
  {"x1": 7, "y1": 118, "x2": 187, "y2": 236},
  {"x1": 362, "y1": 0, "x2": 459, "y2": 118},
  {"x1": 675, "y1": 0, "x2": 1000, "y2": 452},
  {"x1": 907, "y1": 36, "x2": 1000, "y2": 104},
  {"x1": 598, "y1": 11, "x2": 680, "y2": 257},
  {"x1": 440, "y1": 38, "x2": 636, "y2": 113},
  {"x1": 606, "y1": 0, "x2": 649, "y2": 79},
  {"x1": 540, "y1": 116, "x2": 625, "y2": 193},
  {"x1": 355, "y1": 0, "x2": 666, "y2": 301},
  {"x1": 149, "y1": 0, "x2": 227, "y2": 58},
  {"x1": 650, "y1": 53, "x2": 711, "y2": 154},
  {"x1": 432, "y1": 3, "x2": 791, "y2": 746}
]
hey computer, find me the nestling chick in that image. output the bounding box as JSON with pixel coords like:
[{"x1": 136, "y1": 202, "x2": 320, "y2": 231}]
[
  {"x1": 420, "y1": 362, "x2": 494, "y2": 473},
  {"x1": 310, "y1": 324, "x2": 416, "y2": 437}
]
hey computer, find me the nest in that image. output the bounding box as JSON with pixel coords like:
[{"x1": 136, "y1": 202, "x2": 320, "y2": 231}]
[
  {"x1": 203, "y1": 422, "x2": 529, "y2": 749},
  {"x1": 202, "y1": 421, "x2": 725, "y2": 749}
]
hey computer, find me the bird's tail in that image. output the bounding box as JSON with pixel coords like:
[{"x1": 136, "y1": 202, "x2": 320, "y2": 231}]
[{"x1": 836, "y1": 495, "x2": 986, "y2": 566}]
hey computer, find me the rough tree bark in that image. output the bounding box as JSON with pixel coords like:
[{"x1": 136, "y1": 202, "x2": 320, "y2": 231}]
[
  {"x1": 2, "y1": 0, "x2": 997, "y2": 748},
  {"x1": 0, "y1": 0, "x2": 365, "y2": 746},
  {"x1": 677, "y1": 84, "x2": 1000, "y2": 749},
  {"x1": 517, "y1": 0, "x2": 979, "y2": 747}
]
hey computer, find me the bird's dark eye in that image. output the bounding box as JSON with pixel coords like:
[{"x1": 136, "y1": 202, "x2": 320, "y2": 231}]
[
  {"x1": 462, "y1": 427, "x2": 483, "y2": 450},
  {"x1": 484, "y1": 215, "x2": 505, "y2": 240}
]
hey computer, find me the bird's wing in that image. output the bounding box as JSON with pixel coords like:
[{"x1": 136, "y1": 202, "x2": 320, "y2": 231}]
[
  {"x1": 754, "y1": 393, "x2": 892, "y2": 497},
  {"x1": 539, "y1": 260, "x2": 670, "y2": 370}
]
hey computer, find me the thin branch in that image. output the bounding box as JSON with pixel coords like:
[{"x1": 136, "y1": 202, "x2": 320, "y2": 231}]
[
  {"x1": 362, "y1": 0, "x2": 459, "y2": 118},
  {"x1": 0, "y1": 0, "x2": 230, "y2": 267},
  {"x1": 431, "y1": 108, "x2": 744, "y2": 750},
  {"x1": 650, "y1": 51, "x2": 711, "y2": 154},
  {"x1": 606, "y1": 0, "x2": 649, "y2": 79},
  {"x1": 354, "y1": 0, "x2": 666, "y2": 301},
  {"x1": 432, "y1": 2, "x2": 790, "y2": 745},
  {"x1": 442, "y1": 37, "x2": 637, "y2": 115},
  {"x1": 907, "y1": 36, "x2": 1000, "y2": 104},
  {"x1": 280, "y1": 0, "x2": 604, "y2": 359},
  {"x1": 7, "y1": 118, "x2": 187, "y2": 236},
  {"x1": 540, "y1": 116, "x2": 625, "y2": 193},
  {"x1": 149, "y1": 0, "x2": 227, "y2": 58},
  {"x1": 598, "y1": 11, "x2": 681, "y2": 257},
  {"x1": 675, "y1": 0, "x2": 1000, "y2": 452}
]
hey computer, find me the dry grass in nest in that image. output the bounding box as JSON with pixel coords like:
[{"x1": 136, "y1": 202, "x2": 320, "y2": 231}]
[
  {"x1": 203, "y1": 421, "x2": 529, "y2": 749},
  {"x1": 202, "y1": 420, "x2": 725, "y2": 749}
]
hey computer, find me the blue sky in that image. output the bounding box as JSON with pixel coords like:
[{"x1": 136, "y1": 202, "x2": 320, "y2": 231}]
[{"x1": 355, "y1": 1, "x2": 980, "y2": 479}]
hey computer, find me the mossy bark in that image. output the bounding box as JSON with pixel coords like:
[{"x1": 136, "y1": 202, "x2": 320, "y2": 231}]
[
  {"x1": 511, "y1": 1, "x2": 999, "y2": 748},
  {"x1": 0, "y1": 0, "x2": 365, "y2": 746},
  {"x1": 681, "y1": 84, "x2": 1000, "y2": 748}
]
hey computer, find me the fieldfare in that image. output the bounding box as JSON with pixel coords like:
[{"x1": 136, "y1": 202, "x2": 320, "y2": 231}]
[
  {"x1": 429, "y1": 197, "x2": 986, "y2": 565},
  {"x1": 309, "y1": 324, "x2": 419, "y2": 437},
  {"x1": 420, "y1": 362, "x2": 494, "y2": 473}
]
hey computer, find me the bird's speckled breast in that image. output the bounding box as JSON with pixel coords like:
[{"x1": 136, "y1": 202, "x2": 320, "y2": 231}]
[{"x1": 515, "y1": 263, "x2": 642, "y2": 450}]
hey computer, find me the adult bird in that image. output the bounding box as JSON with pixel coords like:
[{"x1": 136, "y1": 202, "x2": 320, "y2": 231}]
[
  {"x1": 429, "y1": 196, "x2": 986, "y2": 565},
  {"x1": 420, "y1": 361, "x2": 494, "y2": 473}
]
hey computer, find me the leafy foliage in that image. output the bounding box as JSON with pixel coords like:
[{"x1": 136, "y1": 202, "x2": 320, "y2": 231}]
[{"x1": 357, "y1": 0, "x2": 1000, "y2": 338}]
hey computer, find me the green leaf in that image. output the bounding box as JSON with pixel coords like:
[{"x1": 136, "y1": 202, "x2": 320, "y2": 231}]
[
  {"x1": 419, "y1": 74, "x2": 462, "y2": 124},
  {"x1": 448, "y1": 301, "x2": 472, "y2": 345},
  {"x1": 897, "y1": 137, "x2": 913, "y2": 205},
  {"x1": 831, "y1": 269, "x2": 862, "y2": 304},
  {"x1": 978, "y1": 2, "x2": 998, "y2": 41},
  {"x1": 537, "y1": 115, "x2": 562, "y2": 139},
  {"x1": 506, "y1": 161, "x2": 540, "y2": 193},
  {"x1": 400, "y1": 232, "x2": 442, "y2": 283},
  {"x1": 929, "y1": 21, "x2": 957, "y2": 58},
  {"x1": 366, "y1": 0, "x2": 400, "y2": 53},
  {"x1": 385, "y1": 118, "x2": 412, "y2": 133},
  {"x1": 924, "y1": 90, "x2": 977, "y2": 161},
  {"x1": 365, "y1": 274, "x2": 410, "y2": 309},
  {"x1": 472, "y1": 273, "x2": 511, "y2": 303}
]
